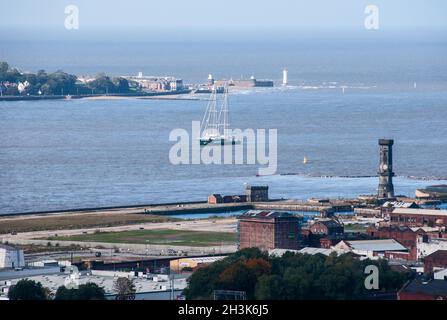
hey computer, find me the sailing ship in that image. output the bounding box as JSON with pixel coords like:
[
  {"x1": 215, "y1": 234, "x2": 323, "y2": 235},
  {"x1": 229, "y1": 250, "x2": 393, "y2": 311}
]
[{"x1": 199, "y1": 86, "x2": 240, "y2": 146}]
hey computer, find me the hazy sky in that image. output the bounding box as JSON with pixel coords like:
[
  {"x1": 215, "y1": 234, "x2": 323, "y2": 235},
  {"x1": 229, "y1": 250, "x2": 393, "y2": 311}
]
[{"x1": 1, "y1": 0, "x2": 447, "y2": 30}]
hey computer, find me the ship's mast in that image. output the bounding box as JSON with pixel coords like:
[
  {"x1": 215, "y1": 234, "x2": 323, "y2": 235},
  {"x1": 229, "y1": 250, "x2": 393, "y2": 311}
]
[
  {"x1": 218, "y1": 85, "x2": 229, "y2": 138},
  {"x1": 201, "y1": 86, "x2": 219, "y2": 138}
]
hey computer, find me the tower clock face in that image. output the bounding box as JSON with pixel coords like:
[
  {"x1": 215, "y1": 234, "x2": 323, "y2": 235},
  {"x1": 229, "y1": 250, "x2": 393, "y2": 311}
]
[{"x1": 381, "y1": 164, "x2": 388, "y2": 171}]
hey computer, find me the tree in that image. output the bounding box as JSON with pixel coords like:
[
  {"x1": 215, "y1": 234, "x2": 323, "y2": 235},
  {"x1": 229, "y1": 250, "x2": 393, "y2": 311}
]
[
  {"x1": 54, "y1": 282, "x2": 106, "y2": 300},
  {"x1": 185, "y1": 250, "x2": 412, "y2": 300},
  {"x1": 8, "y1": 279, "x2": 49, "y2": 300},
  {"x1": 255, "y1": 275, "x2": 285, "y2": 300},
  {"x1": 218, "y1": 261, "x2": 257, "y2": 299},
  {"x1": 88, "y1": 76, "x2": 116, "y2": 94},
  {"x1": 54, "y1": 286, "x2": 75, "y2": 300},
  {"x1": 76, "y1": 283, "x2": 106, "y2": 300},
  {"x1": 113, "y1": 277, "x2": 136, "y2": 300},
  {"x1": 112, "y1": 77, "x2": 130, "y2": 93},
  {"x1": 0, "y1": 61, "x2": 8, "y2": 74}
]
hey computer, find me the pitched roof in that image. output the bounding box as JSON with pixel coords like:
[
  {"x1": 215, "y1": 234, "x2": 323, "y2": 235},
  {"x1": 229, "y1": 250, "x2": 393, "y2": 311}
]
[{"x1": 382, "y1": 201, "x2": 419, "y2": 209}]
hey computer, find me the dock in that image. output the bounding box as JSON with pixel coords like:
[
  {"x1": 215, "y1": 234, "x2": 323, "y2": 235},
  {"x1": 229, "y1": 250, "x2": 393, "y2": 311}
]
[{"x1": 1, "y1": 199, "x2": 353, "y2": 218}]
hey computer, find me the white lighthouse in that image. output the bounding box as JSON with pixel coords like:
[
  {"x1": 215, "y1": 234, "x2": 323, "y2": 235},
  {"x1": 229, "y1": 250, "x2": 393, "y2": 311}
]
[{"x1": 282, "y1": 69, "x2": 288, "y2": 86}]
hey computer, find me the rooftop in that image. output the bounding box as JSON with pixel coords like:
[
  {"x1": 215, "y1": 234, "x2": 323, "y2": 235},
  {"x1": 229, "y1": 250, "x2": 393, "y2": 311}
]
[
  {"x1": 0, "y1": 271, "x2": 188, "y2": 297},
  {"x1": 298, "y1": 247, "x2": 340, "y2": 257},
  {"x1": 401, "y1": 279, "x2": 447, "y2": 297},
  {"x1": 238, "y1": 210, "x2": 297, "y2": 219},
  {"x1": 346, "y1": 239, "x2": 408, "y2": 252},
  {"x1": 0, "y1": 244, "x2": 20, "y2": 251},
  {"x1": 268, "y1": 249, "x2": 300, "y2": 257},
  {"x1": 313, "y1": 219, "x2": 342, "y2": 228},
  {"x1": 178, "y1": 256, "x2": 226, "y2": 264},
  {"x1": 392, "y1": 208, "x2": 447, "y2": 217},
  {"x1": 382, "y1": 201, "x2": 419, "y2": 209},
  {"x1": 425, "y1": 250, "x2": 447, "y2": 260},
  {"x1": 417, "y1": 185, "x2": 447, "y2": 194}
]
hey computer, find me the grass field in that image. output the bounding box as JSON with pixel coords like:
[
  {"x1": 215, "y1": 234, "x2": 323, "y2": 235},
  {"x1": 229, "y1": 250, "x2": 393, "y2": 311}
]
[
  {"x1": 0, "y1": 213, "x2": 179, "y2": 234},
  {"x1": 45, "y1": 229, "x2": 237, "y2": 247},
  {"x1": 343, "y1": 223, "x2": 369, "y2": 233}
]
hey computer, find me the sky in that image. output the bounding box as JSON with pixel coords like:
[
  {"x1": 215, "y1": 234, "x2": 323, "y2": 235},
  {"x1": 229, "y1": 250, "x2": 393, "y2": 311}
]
[{"x1": 1, "y1": 0, "x2": 447, "y2": 31}]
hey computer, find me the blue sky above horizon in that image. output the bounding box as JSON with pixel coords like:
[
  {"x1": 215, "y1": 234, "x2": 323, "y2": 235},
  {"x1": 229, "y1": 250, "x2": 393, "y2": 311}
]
[{"x1": 1, "y1": 0, "x2": 447, "y2": 31}]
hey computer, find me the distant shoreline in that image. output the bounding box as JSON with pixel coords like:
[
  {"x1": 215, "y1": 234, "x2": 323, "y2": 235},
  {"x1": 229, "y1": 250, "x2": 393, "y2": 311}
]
[{"x1": 0, "y1": 90, "x2": 193, "y2": 102}]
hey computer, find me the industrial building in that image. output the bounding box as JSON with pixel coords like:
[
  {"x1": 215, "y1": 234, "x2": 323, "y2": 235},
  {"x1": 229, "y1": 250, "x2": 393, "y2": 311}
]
[
  {"x1": 423, "y1": 250, "x2": 447, "y2": 274},
  {"x1": 309, "y1": 219, "x2": 344, "y2": 237},
  {"x1": 416, "y1": 185, "x2": 447, "y2": 200},
  {"x1": 398, "y1": 279, "x2": 447, "y2": 300},
  {"x1": 333, "y1": 239, "x2": 408, "y2": 258},
  {"x1": 245, "y1": 185, "x2": 269, "y2": 202},
  {"x1": 238, "y1": 210, "x2": 301, "y2": 251},
  {"x1": 0, "y1": 268, "x2": 187, "y2": 300},
  {"x1": 389, "y1": 208, "x2": 447, "y2": 228},
  {"x1": 0, "y1": 244, "x2": 25, "y2": 269},
  {"x1": 214, "y1": 76, "x2": 273, "y2": 88},
  {"x1": 170, "y1": 256, "x2": 226, "y2": 272},
  {"x1": 125, "y1": 73, "x2": 184, "y2": 92}
]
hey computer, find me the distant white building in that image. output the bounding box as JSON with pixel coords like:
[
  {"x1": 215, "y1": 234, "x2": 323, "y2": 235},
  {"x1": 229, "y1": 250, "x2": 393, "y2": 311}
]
[
  {"x1": 0, "y1": 244, "x2": 25, "y2": 269},
  {"x1": 282, "y1": 69, "x2": 288, "y2": 86}
]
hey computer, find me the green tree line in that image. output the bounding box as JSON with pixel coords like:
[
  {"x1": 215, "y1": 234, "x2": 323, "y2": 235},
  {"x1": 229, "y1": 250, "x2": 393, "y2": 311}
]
[
  {"x1": 0, "y1": 61, "x2": 136, "y2": 96},
  {"x1": 184, "y1": 248, "x2": 413, "y2": 300}
]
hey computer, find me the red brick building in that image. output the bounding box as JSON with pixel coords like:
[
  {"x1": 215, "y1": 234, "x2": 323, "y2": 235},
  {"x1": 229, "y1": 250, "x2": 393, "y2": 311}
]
[
  {"x1": 390, "y1": 208, "x2": 447, "y2": 228},
  {"x1": 238, "y1": 211, "x2": 301, "y2": 251},
  {"x1": 367, "y1": 225, "x2": 425, "y2": 260},
  {"x1": 208, "y1": 194, "x2": 223, "y2": 204},
  {"x1": 398, "y1": 279, "x2": 447, "y2": 300},
  {"x1": 310, "y1": 220, "x2": 344, "y2": 237},
  {"x1": 208, "y1": 194, "x2": 247, "y2": 204},
  {"x1": 424, "y1": 250, "x2": 447, "y2": 274}
]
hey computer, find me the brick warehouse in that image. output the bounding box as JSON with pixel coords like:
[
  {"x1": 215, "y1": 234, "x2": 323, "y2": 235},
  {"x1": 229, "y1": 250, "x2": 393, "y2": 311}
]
[
  {"x1": 390, "y1": 208, "x2": 447, "y2": 228},
  {"x1": 237, "y1": 210, "x2": 301, "y2": 251}
]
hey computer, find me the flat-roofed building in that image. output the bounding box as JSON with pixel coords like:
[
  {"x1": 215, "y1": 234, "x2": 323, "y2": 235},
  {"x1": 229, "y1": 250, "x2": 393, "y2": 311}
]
[
  {"x1": 333, "y1": 239, "x2": 408, "y2": 258},
  {"x1": 416, "y1": 185, "x2": 447, "y2": 200},
  {"x1": 170, "y1": 256, "x2": 226, "y2": 271},
  {"x1": 390, "y1": 208, "x2": 447, "y2": 228},
  {"x1": 0, "y1": 244, "x2": 25, "y2": 269},
  {"x1": 245, "y1": 185, "x2": 268, "y2": 202},
  {"x1": 238, "y1": 211, "x2": 301, "y2": 251}
]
